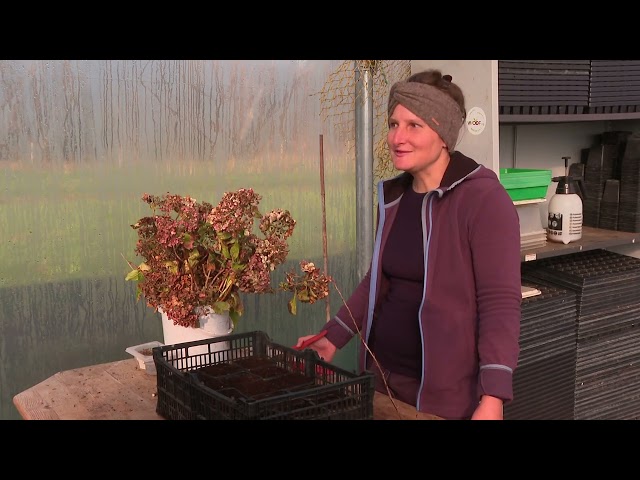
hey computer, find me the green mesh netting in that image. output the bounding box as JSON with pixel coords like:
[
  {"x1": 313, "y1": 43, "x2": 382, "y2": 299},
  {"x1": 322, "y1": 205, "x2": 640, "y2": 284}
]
[{"x1": 317, "y1": 60, "x2": 411, "y2": 182}]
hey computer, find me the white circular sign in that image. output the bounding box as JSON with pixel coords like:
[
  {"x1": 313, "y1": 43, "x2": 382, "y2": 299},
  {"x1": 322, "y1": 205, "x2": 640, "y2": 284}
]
[{"x1": 466, "y1": 106, "x2": 486, "y2": 135}]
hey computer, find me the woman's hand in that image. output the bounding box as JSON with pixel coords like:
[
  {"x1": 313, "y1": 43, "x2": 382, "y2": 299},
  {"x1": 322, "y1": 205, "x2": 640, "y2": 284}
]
[
  {"x1": 295, "y1": 335, "x2": 337, "y2": 362},
  {"x1": 471, "y1": 395, "x2": 504, "y2": 420}
]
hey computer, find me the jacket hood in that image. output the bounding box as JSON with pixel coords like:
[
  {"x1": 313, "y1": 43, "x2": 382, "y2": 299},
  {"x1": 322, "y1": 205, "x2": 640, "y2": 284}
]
[{"x1": 381, "y1": 151, "x2": 493, "y2": 203}]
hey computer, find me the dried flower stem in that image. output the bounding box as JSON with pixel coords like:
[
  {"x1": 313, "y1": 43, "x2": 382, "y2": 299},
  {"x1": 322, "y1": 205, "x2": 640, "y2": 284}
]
[
  {"x1": 329, "y1": 280, "x2": 402, "y2": 419},
  {"x1": 319, "y1": 134, "x2": 330, "y2": 323},
  {"x1": 316, "y1": 134, "x2": 399, "y2": 418}
]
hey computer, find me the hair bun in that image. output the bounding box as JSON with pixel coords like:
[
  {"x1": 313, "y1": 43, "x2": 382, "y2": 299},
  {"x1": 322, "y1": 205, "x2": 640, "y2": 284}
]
[{"x1": 442, "y1": 74, "x2": 452, "y2": 83}]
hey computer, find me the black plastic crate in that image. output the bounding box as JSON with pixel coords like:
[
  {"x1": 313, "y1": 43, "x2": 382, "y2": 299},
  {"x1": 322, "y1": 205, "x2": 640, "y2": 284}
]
[{"x1": 153, "y1": 330, "x2": 375, "y2": 420}]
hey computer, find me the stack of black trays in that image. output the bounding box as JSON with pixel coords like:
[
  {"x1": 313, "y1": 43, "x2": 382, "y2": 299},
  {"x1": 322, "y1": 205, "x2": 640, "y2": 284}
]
[
  {"x1": 618, "y1": 132, "x2": 640, "y2": 233},
  {"x1": 521, "y1": 249, "x2": 640, "y2": 419},
  {"x1": 581, "y1": 131, "x2": 631, "y2": 229},
  {"x1": 588, "y1": 60, "x2": 640, "y2": 114},
  {"x1": 503, "y1": 281, "x2": 577, "y2": 420},
  {"x1": 498, "y1": 60, "x2": 590, "y2": 116},
  {"x1": 598, "y1": 179, "x2": 620, "y2": 231}
]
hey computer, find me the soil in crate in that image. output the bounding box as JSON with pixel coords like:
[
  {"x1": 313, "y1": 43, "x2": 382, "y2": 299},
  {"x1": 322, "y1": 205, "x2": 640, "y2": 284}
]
[{"x1": 194, "y1": 355, "x2": 317, "y2": 401}]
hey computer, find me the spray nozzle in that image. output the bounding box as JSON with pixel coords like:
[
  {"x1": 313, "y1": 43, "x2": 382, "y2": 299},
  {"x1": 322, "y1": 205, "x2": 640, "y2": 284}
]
[{"x1": 552, "y1": 156, "x2": 586, "y2": 199}]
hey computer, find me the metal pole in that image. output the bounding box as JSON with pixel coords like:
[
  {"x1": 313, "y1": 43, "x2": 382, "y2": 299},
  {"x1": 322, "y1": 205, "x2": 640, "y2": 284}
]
[{"x1": 354, "y1": 62, "x2": 374, "y2": 281}]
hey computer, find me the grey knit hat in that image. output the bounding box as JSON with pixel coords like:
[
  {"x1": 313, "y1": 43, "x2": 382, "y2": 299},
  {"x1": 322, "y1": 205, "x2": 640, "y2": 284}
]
[{"x1": 388, "y1": 81, "x2": 465, "y2": 151}]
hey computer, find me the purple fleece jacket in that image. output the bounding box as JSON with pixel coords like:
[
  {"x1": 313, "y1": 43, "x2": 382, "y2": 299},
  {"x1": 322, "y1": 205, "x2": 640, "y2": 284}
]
[{"x1": 322, "y1": 152, "x2": 522, "y2": 420}]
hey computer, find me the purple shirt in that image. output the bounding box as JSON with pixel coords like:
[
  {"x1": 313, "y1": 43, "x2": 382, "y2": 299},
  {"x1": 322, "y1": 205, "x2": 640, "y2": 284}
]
[{"x1": 371, "y1": 187, "x2": 425, "y2": 378}]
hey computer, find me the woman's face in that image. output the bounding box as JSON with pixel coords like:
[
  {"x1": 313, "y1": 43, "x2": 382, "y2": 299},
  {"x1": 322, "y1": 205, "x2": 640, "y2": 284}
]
[{"x1": 387, "y1": 103, "x2": 446, "y2": 174}]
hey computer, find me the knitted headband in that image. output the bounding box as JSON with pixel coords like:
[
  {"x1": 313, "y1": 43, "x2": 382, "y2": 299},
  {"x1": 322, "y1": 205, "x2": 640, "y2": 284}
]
[{"x1": 388, "y1": 81, "x2": 464, "y2": 151}]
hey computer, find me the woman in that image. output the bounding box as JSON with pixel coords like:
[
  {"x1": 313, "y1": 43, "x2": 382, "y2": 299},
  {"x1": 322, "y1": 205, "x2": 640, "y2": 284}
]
[{"x1": 297, "y1": 69, "x2": 522, "y2": 420}]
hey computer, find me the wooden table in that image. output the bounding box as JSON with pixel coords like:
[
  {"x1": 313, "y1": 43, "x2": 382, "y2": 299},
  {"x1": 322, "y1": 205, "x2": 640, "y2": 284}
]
[
  {"x1": 13, "y1": 359, "x2": 163, "y2": 420},
  {"x1": 13, "y1": 359, "x2": 440, "y2": 420}
]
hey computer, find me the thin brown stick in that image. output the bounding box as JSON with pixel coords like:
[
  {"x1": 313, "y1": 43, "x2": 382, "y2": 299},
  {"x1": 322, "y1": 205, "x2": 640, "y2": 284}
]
[
  {"x1": 330, "y1": 281, "x2": 403, "y2": 419},
  {"x1": 317, "y1": 135, "x2": 399, "y2": 418},
  {"x1": 319, "y1": 134, "x2": 330, "y2": 323}
]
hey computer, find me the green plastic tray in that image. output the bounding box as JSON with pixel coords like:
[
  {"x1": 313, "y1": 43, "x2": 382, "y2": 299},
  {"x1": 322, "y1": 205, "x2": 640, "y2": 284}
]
[{"x1": 499, "y1": 168, "x2": 552, "y2": 202}]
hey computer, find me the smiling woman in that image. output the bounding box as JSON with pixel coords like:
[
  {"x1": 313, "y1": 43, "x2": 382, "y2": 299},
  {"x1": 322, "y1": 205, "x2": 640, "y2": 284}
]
[{"x1": 297, "y1": 69, "x2": 521, "y2": 421}]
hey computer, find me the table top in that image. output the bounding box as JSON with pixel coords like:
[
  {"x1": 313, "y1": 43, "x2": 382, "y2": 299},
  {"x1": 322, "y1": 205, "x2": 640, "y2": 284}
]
[
  {"x1": 13, "y1": 359, "x2": 163, "y2": 420},
  {"x1": 13, "y1": 358, "x2": 441, "y2": 420}
]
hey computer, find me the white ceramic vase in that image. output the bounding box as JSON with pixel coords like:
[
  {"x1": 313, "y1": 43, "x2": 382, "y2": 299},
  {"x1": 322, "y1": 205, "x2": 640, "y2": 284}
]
[{"x1": 160, "y1": 306, "x2": 234, "y2": 361}]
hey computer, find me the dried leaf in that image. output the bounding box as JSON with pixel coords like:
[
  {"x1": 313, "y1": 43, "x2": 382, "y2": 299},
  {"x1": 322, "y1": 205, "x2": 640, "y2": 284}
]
[{"x1": 288, "y1": 296, "x2": 297, "y2": 315}]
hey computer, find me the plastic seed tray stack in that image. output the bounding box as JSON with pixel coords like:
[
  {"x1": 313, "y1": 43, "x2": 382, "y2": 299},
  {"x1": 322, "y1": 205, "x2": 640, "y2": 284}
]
[
  {"x1": 504, "y1": 281, "x2": 577, "y2": 420},
  {"x1": 498, "y1": 60, "x2": 591, "y2": 116},
  {"x1": 618, "y1": 132, "x2": 640, "y2": 233},
  {"x1": 153, "y1": 330, "x2": 375, "y2": 420},
  {"x1": 521, "y1": 249, "x2": 640, "y2": 419}
]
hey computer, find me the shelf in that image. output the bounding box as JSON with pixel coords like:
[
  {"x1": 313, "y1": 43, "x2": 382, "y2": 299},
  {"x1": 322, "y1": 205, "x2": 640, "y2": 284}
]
[
  {"x1": 521, "y1": 226, "x2": 640, "y2": 262},
  {"x1": 513, "y1": 198, "x2": 546, "y2": 206},
  {"x1": 500, "y1": 112, "x2": 640, "y2": 124}
]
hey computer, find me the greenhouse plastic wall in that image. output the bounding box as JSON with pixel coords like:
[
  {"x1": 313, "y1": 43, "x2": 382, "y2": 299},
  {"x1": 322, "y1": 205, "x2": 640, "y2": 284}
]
[{"x1": 0, "y1": 60, "x2": 359, "y2": 419}]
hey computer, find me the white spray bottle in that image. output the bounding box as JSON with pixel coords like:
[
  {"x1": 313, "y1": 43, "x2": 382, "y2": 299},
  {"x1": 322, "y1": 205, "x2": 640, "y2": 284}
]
[{"x1": 547, "y1": 156, "x2": 585, "y2": 244}]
